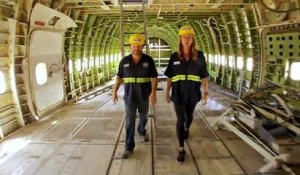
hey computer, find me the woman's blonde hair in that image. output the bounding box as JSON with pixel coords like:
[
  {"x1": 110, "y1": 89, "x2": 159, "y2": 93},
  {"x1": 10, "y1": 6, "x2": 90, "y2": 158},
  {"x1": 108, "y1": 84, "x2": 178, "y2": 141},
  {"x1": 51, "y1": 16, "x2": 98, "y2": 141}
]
[{"x1": 177, "y1": 36, "x2": 198, "y2": 61}]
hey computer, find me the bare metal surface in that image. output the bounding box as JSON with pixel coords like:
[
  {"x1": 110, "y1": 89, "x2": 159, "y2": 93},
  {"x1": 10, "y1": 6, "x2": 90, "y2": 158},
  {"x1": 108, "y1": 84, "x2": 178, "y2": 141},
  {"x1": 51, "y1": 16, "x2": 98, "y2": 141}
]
[{"x1": 0, "y1": 84, "x2": 296, "y2": 175}]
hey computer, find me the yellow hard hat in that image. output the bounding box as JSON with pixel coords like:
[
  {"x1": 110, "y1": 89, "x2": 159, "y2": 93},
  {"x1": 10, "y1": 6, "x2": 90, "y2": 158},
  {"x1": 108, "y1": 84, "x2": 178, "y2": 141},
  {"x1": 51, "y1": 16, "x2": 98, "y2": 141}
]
[
  {"x1": 129, "y1": 33, "x2": 145, "y2": 46},
  {"x1": 179, "y1": 26, "x2": 195, "y2": 36}
]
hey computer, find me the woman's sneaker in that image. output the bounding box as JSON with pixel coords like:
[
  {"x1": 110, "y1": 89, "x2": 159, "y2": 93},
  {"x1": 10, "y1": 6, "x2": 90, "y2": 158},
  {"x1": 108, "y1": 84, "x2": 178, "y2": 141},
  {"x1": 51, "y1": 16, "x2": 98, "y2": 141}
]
[{"x1": 177, "y1": 149, "x2": 186, "y2": 162}]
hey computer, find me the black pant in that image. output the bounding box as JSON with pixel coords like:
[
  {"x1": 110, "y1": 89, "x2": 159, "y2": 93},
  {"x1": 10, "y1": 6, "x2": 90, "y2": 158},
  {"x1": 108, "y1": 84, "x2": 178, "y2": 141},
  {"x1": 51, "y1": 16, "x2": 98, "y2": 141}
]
[{"x1": 174, "y1": 102, "x2": 197, "y2": 147}]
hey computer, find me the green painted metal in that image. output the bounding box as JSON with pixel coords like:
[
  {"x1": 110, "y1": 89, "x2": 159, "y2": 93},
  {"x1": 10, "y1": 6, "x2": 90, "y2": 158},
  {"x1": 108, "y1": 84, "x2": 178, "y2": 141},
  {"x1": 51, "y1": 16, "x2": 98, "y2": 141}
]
[
  {"x1": 62, "y1": 4, "x2": 298, "y2": 102},
  {"x1": 265, "y1": 32, "x2": 300, "y2": 88}
]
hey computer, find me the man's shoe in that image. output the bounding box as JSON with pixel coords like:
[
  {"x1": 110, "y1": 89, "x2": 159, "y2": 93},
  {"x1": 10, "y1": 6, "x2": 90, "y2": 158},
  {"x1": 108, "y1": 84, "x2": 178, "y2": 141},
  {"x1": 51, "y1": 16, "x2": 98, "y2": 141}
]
[
  {"x1": 177, "y1": 149, "x2": 186, "y2": 163},
  {"x1": 184, "y1": 129, "x2": 189, "y2": 140},
  {"x1": 121, "y1": 149, "x2": 133, "y2": 159},
  {"x1": 141, "y1": 133, "x2": 149, "y2": 142}
]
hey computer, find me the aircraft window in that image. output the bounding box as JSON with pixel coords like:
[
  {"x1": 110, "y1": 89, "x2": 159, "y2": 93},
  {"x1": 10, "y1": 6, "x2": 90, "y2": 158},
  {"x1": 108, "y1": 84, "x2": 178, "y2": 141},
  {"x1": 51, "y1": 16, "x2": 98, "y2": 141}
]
[
  {"x1": 75, "y1": 59, "x2": 81, "y2": 71},
  {"x1": 95, "y1": 57, "x2": 100, "y2": 67},
  {"x1": 208, "y1": 54, "x2": 213, "y2": 63},
  {"x1": 0, "y1": 71, "x2": 6, "y2": 94},
  {"x1": 237, "y1": 57, "x2": 243, "y2": 69},
  {"x1": 89, "y1": 57, "x2": 94, "y2": 69},
  {"x1": 214, "y1": 55, "x2": 219, "y2": 65},
  {"x1": 290, "y1": 62, "x2": 300, "y2": 80},
  {"x1": 221, "y1": 55, "x2": 226, "y2": 66},
  {"x1": 68, "y1": 60, "x2": 73, "y2": 74},
  {"x1": 36, "y1": 63, "x2": 47, "y2": 85},
  {"x1": 111, "y1": 55, "x2": 114, "y2": 62},
  {"x1": 246, "y1": 57, "x2": 253, "y2": 71},
  {"x1": 100, "y1": 56, "x2": 104, "y2": 66},
  {"x1": 228, "y1": 56, "x2": 234, "y2": 68},
  {"x1": 83, "y1": 58, "x2": 88, "y2": 70}
]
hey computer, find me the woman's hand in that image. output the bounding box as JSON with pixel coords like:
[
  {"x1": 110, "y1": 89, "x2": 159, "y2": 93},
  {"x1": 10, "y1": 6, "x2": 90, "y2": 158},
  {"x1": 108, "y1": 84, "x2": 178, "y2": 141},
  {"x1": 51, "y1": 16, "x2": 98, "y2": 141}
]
[{"x1": 149, "y1": 93, "x2": 157, "y2": 106}]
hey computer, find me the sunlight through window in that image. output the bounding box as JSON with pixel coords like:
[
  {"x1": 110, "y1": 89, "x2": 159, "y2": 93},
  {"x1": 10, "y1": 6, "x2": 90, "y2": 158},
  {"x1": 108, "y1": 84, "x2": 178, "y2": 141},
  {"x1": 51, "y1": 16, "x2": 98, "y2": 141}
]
[
  {"x1": 214, "y1": 55, "x2": 219, "y2": 65},
  {"x1": 100, "y1": 56, "x2": 104, "y2": 66},
  {"x1": 290, "y1": 62, "x2": 300, "y2": 80},
  {"x1": 89, "y1": 57, "x2": 94, "y2": 69},
  {"x1": 221, "y1": 55, "x2": 226, "y2": 66},
  {"x1": 228, "y1": 56, "x2": 234, "y2": 68},
  {"x1": 0, "y1": 71, "x2": 6, "y2": 94},
  {"x1": 68, "y1": 60, "x2": 73, "y2": 74},
  {"x1": 208, "y1": 54, "x2": 214, "y2": 63},
  {"x1": 237, "y1": 57, "x2": 244, "y2": 69},
  {"x1": 83, "y1": 58, "x2": 88, "y2": 70},
  {"x1": 246, "y1": 57, "x2": 253, "y2": 71},
  {"x1": 75, "y1": 59, "x2": 81, "y2": 71},
  {"x1": 95, "y1": 57, "x2": 100, "y2": 67},
  {"x1": 36, "y1": 63, "x2": 47, "y2": 85}
]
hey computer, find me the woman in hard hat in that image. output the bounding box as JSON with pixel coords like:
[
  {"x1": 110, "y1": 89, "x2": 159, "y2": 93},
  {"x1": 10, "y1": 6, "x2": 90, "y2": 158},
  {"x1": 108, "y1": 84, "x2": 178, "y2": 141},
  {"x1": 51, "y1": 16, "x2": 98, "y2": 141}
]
[
  {"x1": 112, "y1": 33, "x2": 158, "y2": 159},
  {"x1": 164, "y1": 26, "x2": 209, "y2": 162}
]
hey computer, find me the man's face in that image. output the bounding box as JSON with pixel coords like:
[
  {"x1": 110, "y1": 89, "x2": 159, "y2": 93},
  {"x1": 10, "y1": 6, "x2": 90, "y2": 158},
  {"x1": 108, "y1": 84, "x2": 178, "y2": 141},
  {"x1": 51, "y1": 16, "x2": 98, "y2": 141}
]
[
  {"x1": 130, "y1": 44, "x2": 143, "y2": 55},
  {"x1": 180, "y1": 35, "x2": 193, "y2": 47}
]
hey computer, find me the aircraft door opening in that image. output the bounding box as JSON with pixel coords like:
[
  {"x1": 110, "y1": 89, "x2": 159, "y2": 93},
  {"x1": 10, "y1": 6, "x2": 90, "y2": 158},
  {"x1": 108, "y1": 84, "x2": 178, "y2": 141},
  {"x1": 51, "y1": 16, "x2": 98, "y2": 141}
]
[{"x1": 29, "y1": 30, "x2": 65, "y2": 116}]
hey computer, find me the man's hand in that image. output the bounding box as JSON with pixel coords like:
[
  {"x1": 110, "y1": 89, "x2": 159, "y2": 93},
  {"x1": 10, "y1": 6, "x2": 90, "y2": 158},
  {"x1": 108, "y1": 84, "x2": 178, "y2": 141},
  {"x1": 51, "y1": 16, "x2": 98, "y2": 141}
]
[
  {"x1": 166, "y1": 93, "x2": 171, "y2": 103},
  {"x1": 149, "y1": 93, "x2": 157, "y2": 106},
  {"x1": 201, "y1": 94, "x2": 208, "y2": 105},
  {"x1": 112, "y1": 91, "x2": 118, "y2": 104}
]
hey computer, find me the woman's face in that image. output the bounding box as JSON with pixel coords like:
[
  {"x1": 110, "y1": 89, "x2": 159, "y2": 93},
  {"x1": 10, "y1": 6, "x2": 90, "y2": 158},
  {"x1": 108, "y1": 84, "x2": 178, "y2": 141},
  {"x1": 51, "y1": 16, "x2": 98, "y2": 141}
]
[{"x1": 180, "y1": 35, "x2": 193, "y2": 48}]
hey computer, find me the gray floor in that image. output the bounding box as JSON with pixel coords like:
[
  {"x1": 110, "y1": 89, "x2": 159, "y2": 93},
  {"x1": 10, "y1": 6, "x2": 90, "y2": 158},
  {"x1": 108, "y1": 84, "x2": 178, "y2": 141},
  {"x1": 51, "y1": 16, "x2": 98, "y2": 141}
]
[{"x1": 0, "y1": 83, "x2": 296, "y2": 175}]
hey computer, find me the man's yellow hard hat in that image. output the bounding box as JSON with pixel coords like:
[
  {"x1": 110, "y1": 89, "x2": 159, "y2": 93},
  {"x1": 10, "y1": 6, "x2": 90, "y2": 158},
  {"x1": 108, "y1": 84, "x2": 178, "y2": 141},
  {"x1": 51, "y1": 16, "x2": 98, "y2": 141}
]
[
  {"x1": 178, "y1": 26, "x2": 195, "y2": 36},
  {"x1": 129, "y1": 33, "x2": 145, "y2": 46}
]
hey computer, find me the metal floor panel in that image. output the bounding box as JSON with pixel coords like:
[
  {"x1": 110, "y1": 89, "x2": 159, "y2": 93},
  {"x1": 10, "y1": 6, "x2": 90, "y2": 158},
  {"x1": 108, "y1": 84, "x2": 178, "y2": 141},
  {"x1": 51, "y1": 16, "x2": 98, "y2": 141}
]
[
  {"x1": 77, "y1": 99, "x2": 106, "y2": 110},
  {"x1": 72, "y1": 118, "x2": 122, "y2": 141},
  {"x1": 0, "y1": 82, "x2": 292, "y2": 175},
  {"x1": 154, "y1": 144, "x2": 199, "y2": 175},
  {"x1": 40, "y1": 118, "x2": 86, "y2": 141},
  {"x1": 110, "y1": 144, "x2": 152, "y2": 175}
]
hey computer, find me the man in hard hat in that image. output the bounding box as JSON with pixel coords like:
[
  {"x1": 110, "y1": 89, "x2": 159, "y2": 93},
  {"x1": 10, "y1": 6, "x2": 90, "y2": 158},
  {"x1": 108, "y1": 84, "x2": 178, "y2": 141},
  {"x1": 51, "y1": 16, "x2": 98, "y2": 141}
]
[
  {"x1": 112, "y1": 33, "x2": 158, "y2": 159},
  {"x1": 165, "y1": 25, "x2": 209, "y2": 162}
]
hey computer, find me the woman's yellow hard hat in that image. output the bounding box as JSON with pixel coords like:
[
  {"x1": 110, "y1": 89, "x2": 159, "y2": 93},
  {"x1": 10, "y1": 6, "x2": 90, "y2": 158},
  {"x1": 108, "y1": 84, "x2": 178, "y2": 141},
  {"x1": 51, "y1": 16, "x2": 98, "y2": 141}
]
[
  {"x1": 179, "y1": 26, "x2": 195, "y2": 36},
  {"x1": 129, "y1": 33, "x2": 145, "y2": 45}
]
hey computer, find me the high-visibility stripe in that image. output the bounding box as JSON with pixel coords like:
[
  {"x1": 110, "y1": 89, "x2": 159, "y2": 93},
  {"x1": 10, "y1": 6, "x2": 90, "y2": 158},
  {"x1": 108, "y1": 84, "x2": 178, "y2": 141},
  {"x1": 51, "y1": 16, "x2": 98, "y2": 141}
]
[
  {"x1": 136, "y1": 78, "x2": 150, "y2": 83},
  {"x1": 171, "y1": 75, "x2": 185, "y2": 82},
  {"x1": 123, "y1": 77, "x2": 151, "y2": 83},
  {"x1": 187, "y1": 75, "x2": 201, "y2": 82},
  {"x1": 171, "y1": 74, "x2": 201, "y2": 82},
  {"x1": 124, "y1": 77, "x2": 136, "y2": 83}
]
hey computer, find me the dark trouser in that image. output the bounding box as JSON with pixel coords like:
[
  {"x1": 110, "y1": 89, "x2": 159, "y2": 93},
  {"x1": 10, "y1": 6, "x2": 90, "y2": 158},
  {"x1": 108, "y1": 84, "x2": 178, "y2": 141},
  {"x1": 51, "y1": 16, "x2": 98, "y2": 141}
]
[
  {"x1": 174, "y1": 102, "x2": 197, "y2": 147},
  {"x1": 124, "y1": 100, "x2": 149, "y2": 151}
]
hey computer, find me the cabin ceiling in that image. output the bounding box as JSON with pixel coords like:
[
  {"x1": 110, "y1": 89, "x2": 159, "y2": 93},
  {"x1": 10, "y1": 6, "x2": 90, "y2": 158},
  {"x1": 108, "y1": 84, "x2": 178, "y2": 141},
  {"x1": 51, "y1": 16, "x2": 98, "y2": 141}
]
[{"x1": 61, "y1": 0, "x2": 255, "y2": 16}]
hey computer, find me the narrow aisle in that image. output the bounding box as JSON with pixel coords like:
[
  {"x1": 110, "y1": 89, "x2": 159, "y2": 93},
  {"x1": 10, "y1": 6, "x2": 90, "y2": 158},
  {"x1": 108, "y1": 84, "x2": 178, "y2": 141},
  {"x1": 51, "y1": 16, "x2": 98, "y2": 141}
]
[{"x1": 0, "y1": 83, "x2": 291, "y2": 175}]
